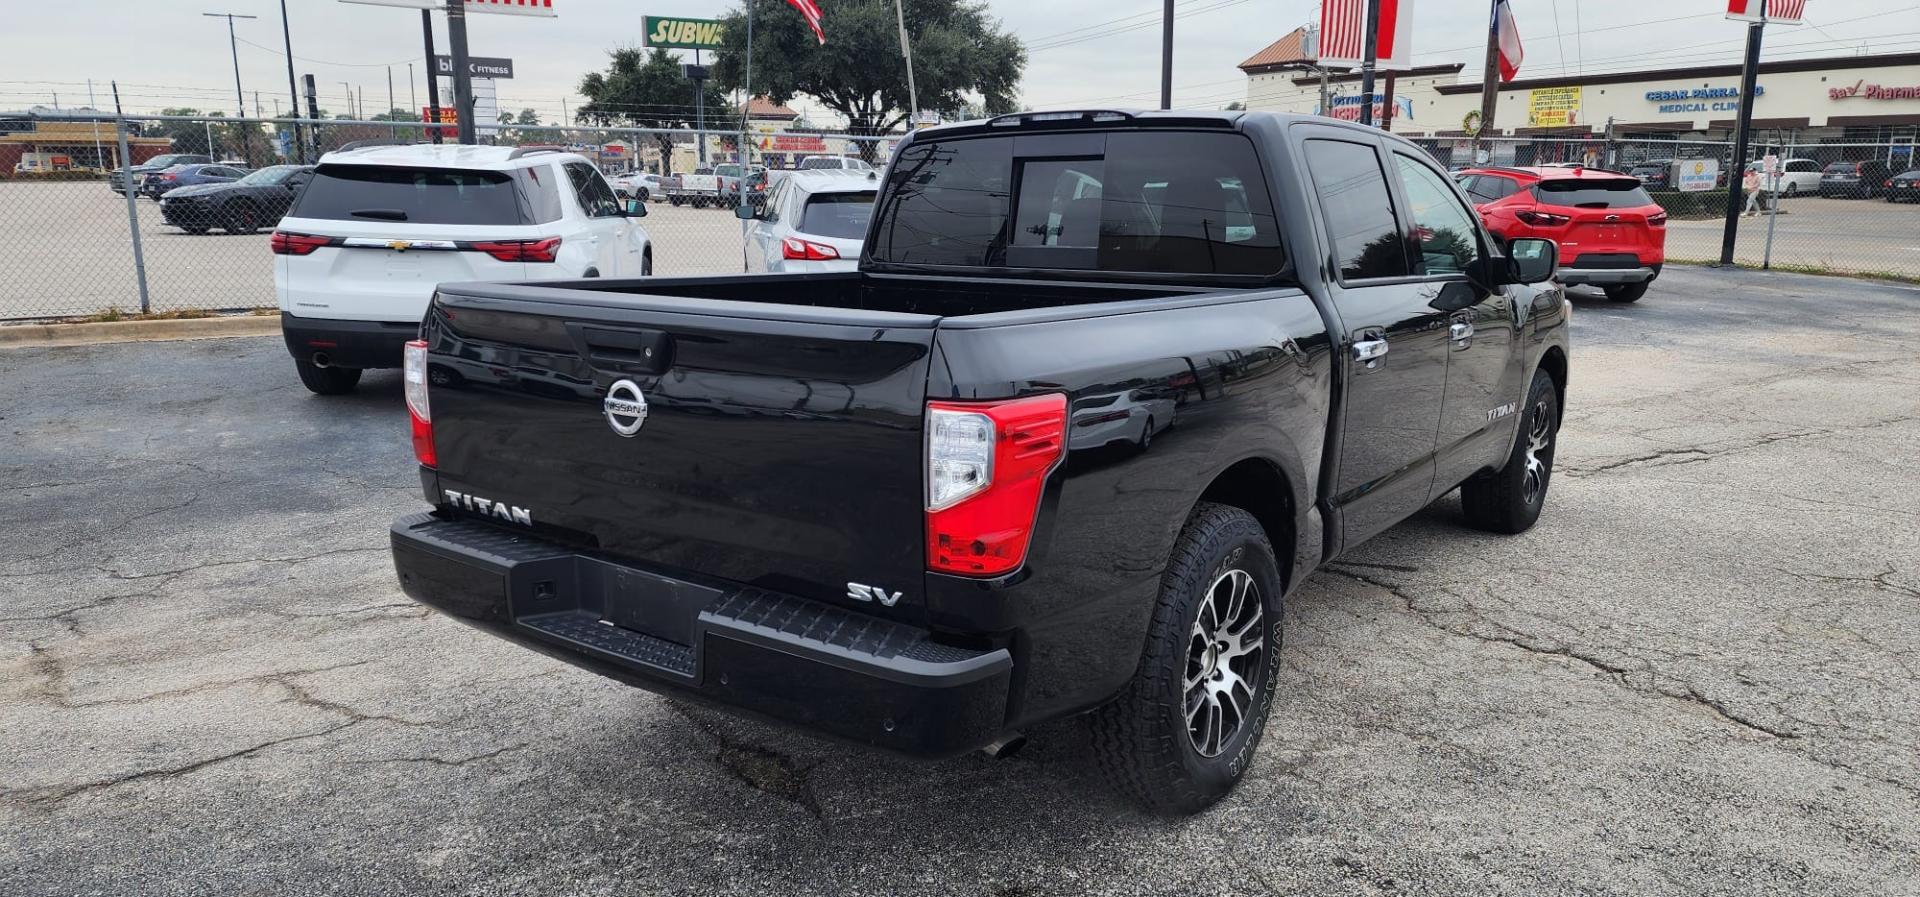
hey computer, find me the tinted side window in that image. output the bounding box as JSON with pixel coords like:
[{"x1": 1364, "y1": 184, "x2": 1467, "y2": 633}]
[
  {"x1": 565, "y1": 162, "x2": 621, "y2": 218},
  {"x1": 1393, "y1": 154, "x2": 1481, "y2": 276},
  {"x1": 1303, "y1": 139, "x2": 1409, "y2": 281},
  {"x1": 519, "y1": 164, "x2": 564, "y2": 223}
]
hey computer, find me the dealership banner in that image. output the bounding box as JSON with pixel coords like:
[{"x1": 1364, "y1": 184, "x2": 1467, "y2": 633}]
[
  {"x1": 1527, "y1": 86, "x2": 1581, "y2": 127},
  {"x1": 1726, "y1": 0, "x2": 1806, "y2": 25}
]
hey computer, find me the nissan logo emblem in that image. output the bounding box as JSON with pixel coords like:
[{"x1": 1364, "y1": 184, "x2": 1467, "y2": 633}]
[{"x1": 603, "y1": 379, "x2": 649, "y2": 437}]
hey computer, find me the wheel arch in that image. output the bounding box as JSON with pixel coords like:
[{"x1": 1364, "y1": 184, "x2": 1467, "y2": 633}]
[
  {"x1": 1538, "y1": 344, "x2": 1568, "y2": 418},
  {"x1": 1192, "y1": 456, "x2": 1299, "y2": 591}
]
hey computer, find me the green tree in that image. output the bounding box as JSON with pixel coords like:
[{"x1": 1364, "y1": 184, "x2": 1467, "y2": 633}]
[
  {"x1": 577, "y1": 47, "x2": 737, "y2": 175},
  {"x1": 1223, "y1": 101, "x2": 1245, "y2": 111},
  {"x1": 708, "y1": 0, "x2": 1024, "y2": 153}
]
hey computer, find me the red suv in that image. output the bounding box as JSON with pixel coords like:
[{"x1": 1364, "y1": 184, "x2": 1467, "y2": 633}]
[{"x1": 1458, "y1": 166, "x2": 1667, "y2": 302}]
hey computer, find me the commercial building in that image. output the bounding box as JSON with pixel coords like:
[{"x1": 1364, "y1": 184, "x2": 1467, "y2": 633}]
[
  {"x1": 0, "y1": 113, "x2": 174, "y2": 177},
  {"x1": 1239, "y1": 32, "x2": 1919, "y2": 168}
]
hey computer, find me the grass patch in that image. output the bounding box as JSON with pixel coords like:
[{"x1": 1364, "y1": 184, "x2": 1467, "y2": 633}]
[
  {"x1": 73, "y1": 308, "x2": 219, "y2": 324},
  {"x1": 1667, "y1": 258, "x2": 1920, "y2": 286}
]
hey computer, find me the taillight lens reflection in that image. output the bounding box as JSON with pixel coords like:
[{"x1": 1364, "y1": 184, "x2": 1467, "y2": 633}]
[
  {"x1": 404, "y1": 339, "x2": 435, "y2": 467},
  {"x1": 926, "y1": 394, "x2": 1068, "y2": 577},
  {"x1": 470, "y1": 237, "x2": 562, "y2": 263},
  {"x1": 270, "y1": 231, "x2": 332, "y2": 255},
  {"x1": 781, "y1": 236, "x2": 840, "y2": 260}
]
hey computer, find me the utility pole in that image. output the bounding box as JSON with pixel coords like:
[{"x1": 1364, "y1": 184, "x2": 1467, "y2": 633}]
[
  {"x1": 1358, "y1": 0, "x2": 1381, "y2": 126},
  {"x1": 111, "y1": 81, "x2": 152, "y2": 315},
  {"x1": 387, "y1": 66, "x2": 395, "y2": 120},
  {"x1": 342, "y1": 82, "x2": 354, "y2": 118},
  {"x1": 421, "y1": 10, "x2": 444, "y2": 144},
  {"x1": 1719, "y1": 17, "x2": 1766, "y2": 266},
  {"x1": 303, "y1": 73, "x2": 320, "y2": 158},
  {"x1": 1159, "y1": 0, "x2": 1174, "y2": 109},
  {"x1": 87, "y1": 79, "x2": 105, "y2": 172},
  {"x1": 203, "y1": 13, "x2": 257, "y2": 119},
  {"x1": 896, "y1": 0, "x2": 920, "y2": 123},
  {"x1": 280, "y1": 0, "x2": 303, "y2": 162},
  {"x1": 1473, "y1": 0, "x2": 1502, "y2": 164},
  {"x1": 447, "y1": 0, "x2": 477, "y2": 144},
  {"x1": 1381, "y1": 72, "x2": 1397, "y2": 132}
]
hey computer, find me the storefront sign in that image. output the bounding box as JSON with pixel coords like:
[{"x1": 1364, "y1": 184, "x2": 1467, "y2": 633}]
[
  {"x1": 1677, "y1": 159, "x2": 1719, "y2": 193},
  {"x1": 644, "y1": 15, "x2": 726, "y2": 50},
  {"x1": 758, "y1": 133, "x2": 829, "y2": 153},
  {"x1": 434, "y1": 55, "x2": 515, "y2": 79},
  {"x1": 1528, "y1": 87, "x2": 1581, "y2": 127},
  {"x1": 1321, "y1": 94, "x2": 1415, "y2": 124},
  {"x1": 1829, "y1": 80, "x2": 1920, "y2": 100},
  {"x1": 1644, "y1": 83, "x2": 1762, "y2": 114}
]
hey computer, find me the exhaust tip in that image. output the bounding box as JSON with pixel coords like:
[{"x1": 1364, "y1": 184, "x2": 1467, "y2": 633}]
[
  {"x1": 311, "y1": 352, "x2": 331, "y2": 368},
  {"x1": 981, "y1": 733, "x2": 1027, "y2": 759}
]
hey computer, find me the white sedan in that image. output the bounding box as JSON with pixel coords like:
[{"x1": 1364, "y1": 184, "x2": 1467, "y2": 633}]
[{"x1": 744, "y1": 170, "x2": 880, "y2": 273}]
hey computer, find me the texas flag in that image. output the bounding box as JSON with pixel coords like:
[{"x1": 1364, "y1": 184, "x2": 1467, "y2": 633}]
[
  {"x1": 1493, "y1": 0, "x2": 1523, "y2": 82},
  {"x1": 784, "y1": 0, "x2": 826, "y2": 44},
  {"x1": 1726, "y1": 0, "x2": 1807, "y2": 24}
]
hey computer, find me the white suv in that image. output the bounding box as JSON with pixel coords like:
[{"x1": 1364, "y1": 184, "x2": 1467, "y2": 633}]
[{"x1": 273, "y1": 143, "x2": 652, "y2": 394}]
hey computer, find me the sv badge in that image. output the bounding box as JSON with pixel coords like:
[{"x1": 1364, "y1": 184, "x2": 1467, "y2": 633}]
[{"x1": 846, "y1": 582, "x2": 903, "y2": 607}]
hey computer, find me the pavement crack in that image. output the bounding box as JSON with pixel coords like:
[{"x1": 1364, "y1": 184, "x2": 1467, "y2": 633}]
[
  {"x1": 345, "y1": 744, "x2": 527, "y2": 768},
  {"x1": 673, "y1": 705, "x2": 824, "y2": 820},
  {"x1": 3, "y1": 719, "x2": 366, "y2": 806},
  {"x1": 1321, "y1": 565, "x2": 1796, "y2": 741},
  {"x1": 102, "y1": 545, "x2": 387, "y2": 581}
]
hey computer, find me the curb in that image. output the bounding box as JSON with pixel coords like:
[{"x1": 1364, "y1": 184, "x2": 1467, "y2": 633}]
[{"x1": 0, "y1": 314, "x2": 281, "y2": 349}]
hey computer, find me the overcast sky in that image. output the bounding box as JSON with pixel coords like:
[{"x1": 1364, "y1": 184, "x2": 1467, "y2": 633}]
[{"x1": 8, "y1": 0, "x2": 1917, "y2": 123}]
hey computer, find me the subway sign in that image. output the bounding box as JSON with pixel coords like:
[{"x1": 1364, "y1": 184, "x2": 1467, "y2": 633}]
[
  {"x1": 644, "y1": 16, "x2": 726, "y2": 50},
  {"x1": 1644, "y1": 84, "x2": 1764, "y2": 114}
]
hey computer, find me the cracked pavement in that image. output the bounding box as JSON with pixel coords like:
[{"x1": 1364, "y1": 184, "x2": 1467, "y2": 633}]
[{"x1": 3, "y1": 266, "x2": 1919, "y2": 896}]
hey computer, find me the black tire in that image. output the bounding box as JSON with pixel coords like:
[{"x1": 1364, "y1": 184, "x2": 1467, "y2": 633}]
[
  {"x1": 1460, "y1": 368, "x2": 1559, "y2": 534},
  {"x1": 1783, "y1": 183, "x2": 1798, "y2": 197},
  {"x1": 293, "y1": 359, "x2": 362, "y2": 395},
  {"x1": 638, "y1": 187, "x2": 651, "y2": 202},
  {"x1": 669, "y1": 196, "x2": 684, "y2": 207},
  {"x1": 642, "y1": 251, "x2": 653, "y2": 276},
  {"x1": 1139, "y1": 416, "x2": 1155, "y2": 452},
  {"x1": 222, "y1": 201, "x2": 262, "y2": 235},
  {"x1": 181, "y1": 224, "x2": 211, "y2": 235},
  {"x1": 1604, "y1": 281, "x2": 1649, "y2": 303},
  {"x1": 1090, "y1": 503, "x2": 1283, "y2": 815}
]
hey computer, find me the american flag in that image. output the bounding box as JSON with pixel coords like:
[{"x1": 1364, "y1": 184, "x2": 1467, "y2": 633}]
[
  {"x1": 1317, "y1": 0, "x2": 1411, "y2": 70},
  {"x1": 464, "y1": 0, "x2": 556, "y2": 17},
  {"x1": 1726, "y1": 0, "x2": 1807, "y2": 24},
  {"x1": 785, "y1": 0, "x2": 827, "y2": 44}
]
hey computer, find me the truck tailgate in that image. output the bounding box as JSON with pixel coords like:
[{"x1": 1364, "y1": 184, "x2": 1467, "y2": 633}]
[{"x1": 421, "y1": 286, "x2": 939, "y2": 614}]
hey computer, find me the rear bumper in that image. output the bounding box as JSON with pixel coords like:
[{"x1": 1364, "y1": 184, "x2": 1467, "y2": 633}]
[
  {"x1": 281, "y1": 312, "x2": 418, "y2": 370},
  {"x1": 389, "y1": 512, "x2": 1015, "y2": 758},
  {"x1": 1558, "y1": 265, "x2": 1658, "y2": 286}
]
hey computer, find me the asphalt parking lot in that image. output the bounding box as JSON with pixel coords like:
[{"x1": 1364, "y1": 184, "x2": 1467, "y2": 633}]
[
  {"x1": 3, "y1": 265, "x2": 1919, "y2": 895},
  {"x1": 0, "y1": 181, "x2": 756, "y2": 319},
  {"x1": 1665, "y1": 193, "x2": 1920, "y2": 271}
]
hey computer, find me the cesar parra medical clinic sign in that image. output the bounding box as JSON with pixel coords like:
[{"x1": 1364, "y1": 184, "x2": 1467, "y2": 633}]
[{"x1": 644, "y1": 16, "x2": 726, "y2": 51}]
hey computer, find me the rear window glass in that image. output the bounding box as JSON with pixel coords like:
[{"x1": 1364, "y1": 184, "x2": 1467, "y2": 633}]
[
  {"x1": 1534, "y1": 179, "x2": 1655, "y2": 209},
  {"x1": 800, "y1": 191, "x2": 876, "y2": 239},
  {"x1": 1823, "y1": 162, "x2": 1860, "y2": 174},
  {"x1": 869, "y1": 130, "x2": 1285, "y2": 276},
  {"x1": 291, "y1": 165, "x2": 558, "y2": 224}
]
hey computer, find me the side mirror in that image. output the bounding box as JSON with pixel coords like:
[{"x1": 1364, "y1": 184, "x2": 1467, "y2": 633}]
[
  {"x1": 734, "y1": 202, "x2": 756, "y2": 221},
  {"x1": 626, "y1": 198, "x2": 648, "y2": 218},
  {"x1": 1506, "y1": 238, "x2": 1559, "y2": 285}
]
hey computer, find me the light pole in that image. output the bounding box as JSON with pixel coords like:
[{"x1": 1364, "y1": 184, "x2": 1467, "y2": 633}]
[{"x1": 278, "y1": 0, "x2": 303, "y2": 162}]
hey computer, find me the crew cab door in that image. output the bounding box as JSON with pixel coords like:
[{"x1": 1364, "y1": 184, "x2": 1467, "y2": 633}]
[
  {"x1": 565, "y1": 161, "x2": 636, "y2": 276},
  {"x1": 1299, "y1": 133, "x2": 1448, "y2": 545},
  {"x1": 1386, "y1": 151, "x2": 1521, "y2": 492}
]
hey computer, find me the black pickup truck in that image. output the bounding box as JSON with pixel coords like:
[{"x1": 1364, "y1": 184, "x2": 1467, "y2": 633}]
[{"x1": 389, "y1": 110, "x2": 1571, "y2": 813}]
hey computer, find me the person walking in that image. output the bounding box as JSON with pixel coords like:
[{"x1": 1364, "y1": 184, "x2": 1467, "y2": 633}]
[{"x1": 1743, "y1": 166, "x2": 1765, "y2": 217}]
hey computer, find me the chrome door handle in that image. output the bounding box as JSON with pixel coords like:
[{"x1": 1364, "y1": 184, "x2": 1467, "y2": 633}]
[
  {"x1": 1352, "y1": 338, "x2": 1389, "y2": 364},
  {"x1": 1450, "y1": 322, "x2": 1474, "y2": 341}
]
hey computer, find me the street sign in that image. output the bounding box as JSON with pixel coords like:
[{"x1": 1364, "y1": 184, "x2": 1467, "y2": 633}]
[
  {"x1": 1677, "y1": 158, "x2": 1720, "y2": 192},
  {"x1": 645, "y1": 15, "x2": 726, "y2": 50}
]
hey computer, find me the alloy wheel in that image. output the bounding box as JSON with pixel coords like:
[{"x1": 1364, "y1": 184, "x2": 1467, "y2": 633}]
[
  {"x1": 1522, "y1": 396, "x2": 1554, "y2": 505},
  {"x1": 1185, "y1": 568, "x2": 1265, "y2": 757}
]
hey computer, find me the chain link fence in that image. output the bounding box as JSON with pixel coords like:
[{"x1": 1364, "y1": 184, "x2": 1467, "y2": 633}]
[
  {"x1": 0, "y1": 113, "x2": 893, "y2": 321},
  {"x1": 4, "y1": 114, "x2": 1917, "y2": 321}
]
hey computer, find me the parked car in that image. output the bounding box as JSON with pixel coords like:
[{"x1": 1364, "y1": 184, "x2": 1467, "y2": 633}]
[
  {"x1": 1820, "y1": 159, "x2": 1893, "y2": 198},
  {"x1": 1459, "y1": 165, "x2": 1666, "y2": 302},
  {"x1": 720, "y1": 165, "x2": 772, "y2": 209},
  {"x1": 139, "y1": 163, "x2": 250, "y2": 200},
  {"x1": 666, "y1": 166, "x2": 725, "y2": 207},
  {"x1": 1885, "y1": 169, "x2": 1920, "y2": 203},
  {"x1": 108, "y1": 153, "x2": 211, "y2": 194},
  {"x1": 1626, "y1": 160, "x2": 1674, "y2": 189},
  {"x1": 744, "y1": 170, "x2": 878, "y2": 272},
  {"x1": 1745, "y1": 158, "x2": 1823, "y2": 196},
  {"x1": 271, "y1": 144, "x2": 652, "y2": 395},
  {"x1": 387, "y1": 109, "x2": 1571, "y2": 814},
  {"x1": 795, "y1": 155, "x2": 874, "y2": 172},
  {"x1": 610, "y1": 171, "x2": 666, "y2": 201},
  {"x1": 159, "y1": 164, "x2": 314, "y2": 235}
]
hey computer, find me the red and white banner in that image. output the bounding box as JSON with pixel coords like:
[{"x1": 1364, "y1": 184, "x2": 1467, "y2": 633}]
[
  {"x1": 784, "y1": 0, "x2": 826, "y2": 44},
  {"x1": 1726, "y1": 0, "x2": 1806, "y2": 24},
  {"x1": 339, "y1": 0, "x2": 555, "y2": 16},
  {"x1": 1494, "y1": 0, "x2": 1523, "y2": 82},
  {"x1": 1318, "y1": 0, "x2": 1414, "y2": 70}
]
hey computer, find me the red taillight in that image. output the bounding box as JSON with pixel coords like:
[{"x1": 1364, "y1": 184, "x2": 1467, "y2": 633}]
[
  {"x1": 158, "y1": 174, "x2": 176, "y2": 182},
  {"x1": 1886, "y1": 179, "x2": 1896, "y2": 188},
  {"x1": 1515, "y1": 209, "x2": 1572, "y2": 226},
  {"x1": 781, "y1": 236, "x2": 840, "y2": 261},
  {"x1": 1646, "y1": 211, "x2": 1668, "y2": 227},
  {"x1": 404, "y1": 339, "x2": 435, "y2": 467},
  {"x1": 270, "y1": 231, "x2": 332, "y2": 255},
  {"x1": 926, "y1": 394, "x2": 1068, "y2": 577},
  {"x1": 470, "y1": 237, "x2": 561, "y2": 263}
]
